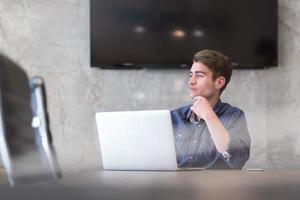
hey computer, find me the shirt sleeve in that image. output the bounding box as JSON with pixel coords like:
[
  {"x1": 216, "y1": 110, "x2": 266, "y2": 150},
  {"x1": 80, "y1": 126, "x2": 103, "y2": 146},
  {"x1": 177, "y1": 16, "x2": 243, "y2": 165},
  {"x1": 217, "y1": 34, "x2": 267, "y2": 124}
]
[{"x1": 217, "y1": 110, "x2": 251, "y2": 169}]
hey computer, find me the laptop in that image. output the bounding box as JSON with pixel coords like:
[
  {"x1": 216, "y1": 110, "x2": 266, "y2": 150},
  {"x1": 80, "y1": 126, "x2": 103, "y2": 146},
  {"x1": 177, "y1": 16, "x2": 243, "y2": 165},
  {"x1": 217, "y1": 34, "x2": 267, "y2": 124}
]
[{"x1": 96, "y1": 110, "x2": 201, "y2": 171}]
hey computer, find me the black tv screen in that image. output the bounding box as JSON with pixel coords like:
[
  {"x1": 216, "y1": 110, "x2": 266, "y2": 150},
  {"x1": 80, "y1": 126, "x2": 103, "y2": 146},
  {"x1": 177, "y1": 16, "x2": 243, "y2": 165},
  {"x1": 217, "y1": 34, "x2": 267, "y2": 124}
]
[{"x1": 90, "y1": 0, "x2": 277, "y2": 69}]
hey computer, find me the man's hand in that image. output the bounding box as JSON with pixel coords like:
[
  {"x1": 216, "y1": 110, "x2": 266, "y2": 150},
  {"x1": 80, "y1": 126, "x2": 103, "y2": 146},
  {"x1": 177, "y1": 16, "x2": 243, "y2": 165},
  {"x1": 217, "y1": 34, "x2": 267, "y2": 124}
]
[{"x1": 190, "y1": 96, "x2": 214, "y2": 121}]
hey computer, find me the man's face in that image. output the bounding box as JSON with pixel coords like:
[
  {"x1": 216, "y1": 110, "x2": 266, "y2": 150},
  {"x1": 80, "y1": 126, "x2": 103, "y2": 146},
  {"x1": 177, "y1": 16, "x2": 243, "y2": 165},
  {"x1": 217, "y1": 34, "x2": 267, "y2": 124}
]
[{"x1": 188, "y1": 62, "x2": 219, "y2": 99}]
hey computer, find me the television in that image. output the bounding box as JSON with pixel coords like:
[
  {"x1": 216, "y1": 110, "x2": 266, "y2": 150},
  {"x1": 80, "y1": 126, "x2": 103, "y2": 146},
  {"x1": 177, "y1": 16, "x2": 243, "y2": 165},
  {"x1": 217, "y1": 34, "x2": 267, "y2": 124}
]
[{"x1": 90, "y1": 0, "x2": 278, "y2": 69}]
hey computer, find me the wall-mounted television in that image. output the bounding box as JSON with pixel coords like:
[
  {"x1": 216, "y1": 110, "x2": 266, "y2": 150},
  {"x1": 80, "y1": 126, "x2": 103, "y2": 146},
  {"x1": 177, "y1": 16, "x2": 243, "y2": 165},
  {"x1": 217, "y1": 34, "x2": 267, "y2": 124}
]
[{"x1": 90, "y1": 0, "x2": 278, "y2": 69}]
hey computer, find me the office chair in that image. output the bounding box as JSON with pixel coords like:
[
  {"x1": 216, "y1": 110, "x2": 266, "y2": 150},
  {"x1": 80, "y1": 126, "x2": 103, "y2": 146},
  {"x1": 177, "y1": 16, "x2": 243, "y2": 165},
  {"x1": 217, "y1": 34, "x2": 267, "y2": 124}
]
[{"x1": 0, "y1": 54, "x2": 61, "y2": 185}]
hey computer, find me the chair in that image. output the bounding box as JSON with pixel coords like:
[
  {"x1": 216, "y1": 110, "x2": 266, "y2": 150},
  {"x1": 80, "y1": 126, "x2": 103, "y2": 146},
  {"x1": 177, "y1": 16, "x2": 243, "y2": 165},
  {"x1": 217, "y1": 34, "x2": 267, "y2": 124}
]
[{"x1": 0, "y1": 53, "x2": 61, "y2": 185}]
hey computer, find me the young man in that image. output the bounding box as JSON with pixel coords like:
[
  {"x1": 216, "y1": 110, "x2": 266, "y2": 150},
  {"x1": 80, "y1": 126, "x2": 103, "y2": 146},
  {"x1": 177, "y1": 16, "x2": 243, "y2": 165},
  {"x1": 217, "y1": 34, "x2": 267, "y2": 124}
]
[{"x1": 171, "y1": 49, "x2": 251, "y2": 169}]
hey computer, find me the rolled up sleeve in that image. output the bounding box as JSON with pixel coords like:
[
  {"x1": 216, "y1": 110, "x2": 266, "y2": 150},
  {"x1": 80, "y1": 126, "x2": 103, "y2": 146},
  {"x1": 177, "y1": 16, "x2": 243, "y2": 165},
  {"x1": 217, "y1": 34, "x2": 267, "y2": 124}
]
[{"x1": 219, "y1": 110, "x2": 251, "y2": 169}]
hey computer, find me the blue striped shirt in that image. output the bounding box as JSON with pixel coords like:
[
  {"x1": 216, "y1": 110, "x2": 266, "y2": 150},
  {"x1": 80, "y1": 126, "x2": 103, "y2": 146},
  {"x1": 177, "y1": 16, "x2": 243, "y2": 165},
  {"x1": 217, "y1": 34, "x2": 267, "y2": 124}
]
[{"x1": 171, "y1": 100, "x2": 251, "y2": 169}]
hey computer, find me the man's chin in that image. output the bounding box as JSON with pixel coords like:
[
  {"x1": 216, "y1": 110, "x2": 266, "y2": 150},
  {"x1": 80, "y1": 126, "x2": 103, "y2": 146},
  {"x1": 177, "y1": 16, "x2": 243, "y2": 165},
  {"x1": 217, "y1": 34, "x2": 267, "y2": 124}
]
[
  {"x1": 190, "y1": 93, "x2": 207, "y2": 99},
  {"x1": 189, "y1": 93, "x2": 197, "y2": 99}
]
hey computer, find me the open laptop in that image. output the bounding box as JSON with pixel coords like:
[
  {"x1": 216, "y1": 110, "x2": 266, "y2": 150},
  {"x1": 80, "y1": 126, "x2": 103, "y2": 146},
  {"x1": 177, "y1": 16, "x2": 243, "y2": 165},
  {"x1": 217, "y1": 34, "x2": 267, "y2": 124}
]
[{"x1": 95, "y1": 110, "x2": 204, "y2": 171}]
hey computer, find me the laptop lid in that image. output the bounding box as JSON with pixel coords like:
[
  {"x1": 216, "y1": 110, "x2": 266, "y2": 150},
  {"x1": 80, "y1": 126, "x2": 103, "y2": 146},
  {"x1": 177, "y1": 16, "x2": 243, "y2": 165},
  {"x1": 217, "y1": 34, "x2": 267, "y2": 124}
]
[{"x1": 95, "y1": 110, "x2": 178, "y2": 170}]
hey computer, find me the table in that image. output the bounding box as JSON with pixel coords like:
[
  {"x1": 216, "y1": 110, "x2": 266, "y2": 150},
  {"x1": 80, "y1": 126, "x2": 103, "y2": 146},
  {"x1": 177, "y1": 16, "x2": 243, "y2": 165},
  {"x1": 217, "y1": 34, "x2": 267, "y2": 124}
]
[{"x1": 1, "y1": 170, "x2": 300, "y2": 200}]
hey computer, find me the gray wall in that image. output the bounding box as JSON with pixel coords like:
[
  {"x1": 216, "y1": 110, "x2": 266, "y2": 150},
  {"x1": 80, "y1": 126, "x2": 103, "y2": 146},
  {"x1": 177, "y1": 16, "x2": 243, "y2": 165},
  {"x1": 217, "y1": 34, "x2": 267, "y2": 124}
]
[{"x1": 1, "y1": 0, "x2": 300, "y2": 173}]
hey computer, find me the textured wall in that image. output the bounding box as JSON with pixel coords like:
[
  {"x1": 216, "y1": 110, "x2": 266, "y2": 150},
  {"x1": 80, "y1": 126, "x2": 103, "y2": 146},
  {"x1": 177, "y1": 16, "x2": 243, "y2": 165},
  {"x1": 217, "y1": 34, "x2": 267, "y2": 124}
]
[{"x1": 0, "y1": 0, "x2": 300, "y2": 173}]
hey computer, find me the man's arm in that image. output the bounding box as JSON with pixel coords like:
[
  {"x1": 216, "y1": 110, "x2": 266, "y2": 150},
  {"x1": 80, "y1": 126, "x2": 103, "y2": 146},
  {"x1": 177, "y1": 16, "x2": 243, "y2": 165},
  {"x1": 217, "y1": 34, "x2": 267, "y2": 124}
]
[
  {"x1": 190, "y1": 97, "x2": 230, "y2": 153},
  {"x1": 191, "y1": 97, "x2": 250, "y2": 169},
  {"x1": 203, "y1": 111, "x2": 231, "y2": 153}
]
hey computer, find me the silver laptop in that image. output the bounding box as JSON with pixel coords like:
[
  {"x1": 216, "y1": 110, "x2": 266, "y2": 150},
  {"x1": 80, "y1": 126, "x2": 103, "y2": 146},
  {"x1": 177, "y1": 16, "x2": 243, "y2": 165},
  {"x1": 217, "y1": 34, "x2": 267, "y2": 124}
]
[{"x1": 95, "y1": 110, "x2": 181, "y2": 170}]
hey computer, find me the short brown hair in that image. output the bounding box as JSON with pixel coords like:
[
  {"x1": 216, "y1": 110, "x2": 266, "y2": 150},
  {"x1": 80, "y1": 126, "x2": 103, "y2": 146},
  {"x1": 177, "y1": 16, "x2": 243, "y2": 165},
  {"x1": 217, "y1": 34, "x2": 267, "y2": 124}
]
[{"x1": 193, "y1": 49, "x2": 233, "y2": 93}]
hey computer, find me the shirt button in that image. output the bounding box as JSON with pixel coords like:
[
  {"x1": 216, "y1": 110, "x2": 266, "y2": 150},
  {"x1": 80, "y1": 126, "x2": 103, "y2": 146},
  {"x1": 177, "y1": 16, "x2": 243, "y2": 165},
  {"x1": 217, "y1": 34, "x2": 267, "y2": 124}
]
[
  {"x1": 190, "y1": 156, "x2": 193, "y2": 160},
  {"x1": 193, "y1": 140, "x2": 197, "y2": 143},
  {"x1": 198, "y1": 124, "x2": 202, "y2": 128},
  {"x1": 178, "y1": 134, "x2": 182, "y2": 137}
]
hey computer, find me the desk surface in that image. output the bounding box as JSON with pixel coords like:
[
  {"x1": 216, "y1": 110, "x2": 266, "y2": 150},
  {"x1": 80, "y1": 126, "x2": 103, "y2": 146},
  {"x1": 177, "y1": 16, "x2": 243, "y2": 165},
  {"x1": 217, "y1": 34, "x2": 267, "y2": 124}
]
[{"x1": 1, "y1": 170, "x2": 300, "y2": 200}]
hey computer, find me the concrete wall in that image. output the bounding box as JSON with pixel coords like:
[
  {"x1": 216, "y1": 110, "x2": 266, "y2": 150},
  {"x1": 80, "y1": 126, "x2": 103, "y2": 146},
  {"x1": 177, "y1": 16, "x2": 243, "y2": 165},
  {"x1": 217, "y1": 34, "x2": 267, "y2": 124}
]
[{"x1": 0, "y1": 0, "x2": 300, "y2": 173}]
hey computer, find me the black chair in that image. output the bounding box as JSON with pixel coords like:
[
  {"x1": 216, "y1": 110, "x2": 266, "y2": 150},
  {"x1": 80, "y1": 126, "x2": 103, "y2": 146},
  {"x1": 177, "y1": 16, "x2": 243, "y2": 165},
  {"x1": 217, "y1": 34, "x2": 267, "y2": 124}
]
[{"x1": 0, "y1": 54, "x2": 61, "y2": 185}]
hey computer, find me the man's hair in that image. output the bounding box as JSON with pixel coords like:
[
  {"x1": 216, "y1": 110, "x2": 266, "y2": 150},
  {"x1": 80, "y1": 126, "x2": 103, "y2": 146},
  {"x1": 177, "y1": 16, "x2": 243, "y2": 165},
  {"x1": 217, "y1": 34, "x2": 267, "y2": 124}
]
[{"x1": 193, "y1": 49, "x2": 233, "y2": 93}]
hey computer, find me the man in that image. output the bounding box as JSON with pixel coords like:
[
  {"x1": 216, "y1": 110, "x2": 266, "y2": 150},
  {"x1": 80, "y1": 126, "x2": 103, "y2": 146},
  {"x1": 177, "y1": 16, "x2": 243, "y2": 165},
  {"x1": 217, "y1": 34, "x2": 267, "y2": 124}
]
[{"x1": 171, "y1": 49, "x2": 251, "y2": 169}]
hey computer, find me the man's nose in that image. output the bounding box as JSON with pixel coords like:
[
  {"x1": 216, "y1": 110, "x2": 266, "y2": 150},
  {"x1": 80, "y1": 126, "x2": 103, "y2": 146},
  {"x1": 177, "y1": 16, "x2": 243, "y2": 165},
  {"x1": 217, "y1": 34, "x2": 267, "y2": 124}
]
[{"x1": 189, "y1": 75, "x2": 196, "y2": 85}]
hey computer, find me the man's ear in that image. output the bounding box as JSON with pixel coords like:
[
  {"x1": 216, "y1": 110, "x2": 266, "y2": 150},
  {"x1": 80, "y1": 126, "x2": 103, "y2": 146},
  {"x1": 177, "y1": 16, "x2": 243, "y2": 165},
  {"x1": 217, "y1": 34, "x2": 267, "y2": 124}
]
[{"x1": 215, "y1": 76, "x2": 226, "y2": 90}]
